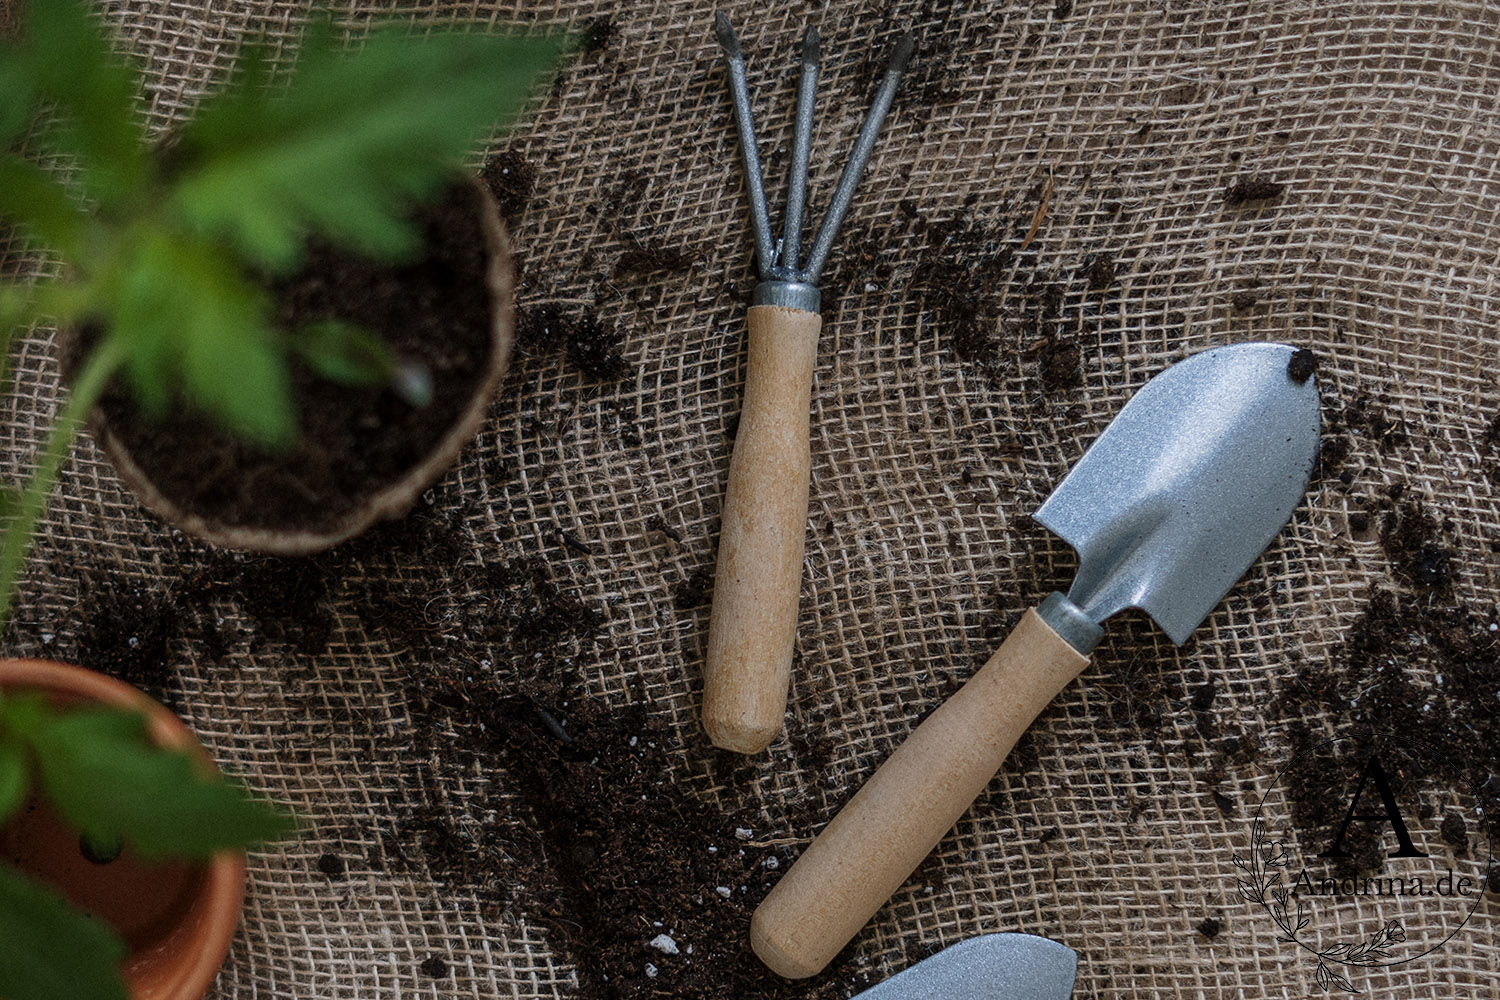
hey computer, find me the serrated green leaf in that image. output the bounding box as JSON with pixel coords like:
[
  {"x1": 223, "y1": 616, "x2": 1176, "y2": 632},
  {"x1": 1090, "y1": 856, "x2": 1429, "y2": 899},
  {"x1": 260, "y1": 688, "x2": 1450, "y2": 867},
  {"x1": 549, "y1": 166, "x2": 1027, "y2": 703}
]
[
  {"x1": 171, "y1": 24, "x2": 567, "y2": 271},
  {"x1": 180, "y1": 304, "x2": 295, "y2": 448},
  {"x1": 0, "y1": 741, "x2": 26, "y2": 825},
  {"x1": 0, "y1": 862, "x2": 129, "y2": 1000},
  {"x1": 0, "y1": 155, "x2": 88, "y2": 259},
  {"x1": 293, "y1": 319, "x2": 397, "y2": 387},
  {"x1": 102, "y1": 229, "x2": 295, "y2": 447},
  {"x1": 22, "y1": 0, "x2": 148, "y2": 207},
  {"x1": 29, "y1": 705, "x2": 293, "y2": 858}
]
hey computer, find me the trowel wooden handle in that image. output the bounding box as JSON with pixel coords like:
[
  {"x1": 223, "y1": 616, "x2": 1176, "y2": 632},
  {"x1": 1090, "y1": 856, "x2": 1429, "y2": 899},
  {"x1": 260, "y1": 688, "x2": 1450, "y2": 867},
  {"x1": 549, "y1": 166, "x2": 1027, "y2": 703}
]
[
  {"x1": 750, "y1": 608, "x2": 1091, "y2": 978},
  {"x1": 703, "y1": 304, "x2": 821, "y2": 754}
]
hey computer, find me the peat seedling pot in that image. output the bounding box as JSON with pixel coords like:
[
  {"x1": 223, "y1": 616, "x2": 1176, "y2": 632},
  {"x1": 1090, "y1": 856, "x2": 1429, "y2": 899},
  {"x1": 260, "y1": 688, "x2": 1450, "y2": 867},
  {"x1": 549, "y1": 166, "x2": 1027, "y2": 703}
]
[
  {"x1": 89, "y1": 177, "x2": 513, "y2": 555},
  {"x1": 0, "y1": 658, "x2": 246, "y2": 1000}
]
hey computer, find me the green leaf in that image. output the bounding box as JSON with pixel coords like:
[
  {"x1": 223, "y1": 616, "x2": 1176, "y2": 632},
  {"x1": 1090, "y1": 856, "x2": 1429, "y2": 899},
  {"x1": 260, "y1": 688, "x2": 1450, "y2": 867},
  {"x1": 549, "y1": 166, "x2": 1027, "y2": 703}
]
[
  {"x1": 0, "y1": 45, "x2": 37, "y2": 148},
  {"x1": 0, "y1": 741, "x2": 26, "y2": 825},
  {"x1": 0, "y1": 155, "x2": 88, "y2": 259},
  {"x1": 21, "y1": 0, "x2": 148, "y2": 207},
  {"x1": 101, "y1": 229, "x2": 295, "y2": 448},
  {"x1": 29, "y1": 705, "x2": 294, "y2": 858},
  {"x1": 0, "y1": 863, "x2": 129, "y2": 1000},
  {"x1": 292, "y1": 319, "x2": 397, "y2": 387},
  {"x1": 172, "y1": 23, "x2": 567, "y2": 271}
]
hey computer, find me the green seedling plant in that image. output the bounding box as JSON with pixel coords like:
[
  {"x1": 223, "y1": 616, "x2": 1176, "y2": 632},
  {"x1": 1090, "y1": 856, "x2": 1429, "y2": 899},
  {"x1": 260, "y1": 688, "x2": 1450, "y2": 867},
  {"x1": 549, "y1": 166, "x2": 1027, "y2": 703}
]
[{"x1": 0, "y1": 3, "x2": 566, "y2": 998}]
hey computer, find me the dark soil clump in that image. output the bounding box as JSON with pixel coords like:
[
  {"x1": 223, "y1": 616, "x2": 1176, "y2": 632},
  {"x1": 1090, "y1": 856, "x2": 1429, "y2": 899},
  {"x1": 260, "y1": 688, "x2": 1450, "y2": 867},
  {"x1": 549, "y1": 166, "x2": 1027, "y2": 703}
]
[
  {"x1": 1036, "y1": 335, "x2": 1083, "y2": 390},
  {"x1": 1224, "y1": 178, "x2": 1285, "y2": 205},
  {"x1": 317, "y1": 852, "x2": 347, "y2": 878},
  {"x1": 579, "y1": 16, "x2": 616, "y2": 56},
  {"x1": 1440, "y1": 811, "x2": 1468, "y2": 850},
  {"x1": 672, "y1": 567, "x2": 714, "y2": 610},
  {"x1": 1376, "y1": 499, "x2": 1457, "y2": 592},
  {"x1": 1196, "y1": 916, "x2": 1222, "y2": 939},
  {"x1": 1341, "y1": 393, "x2": 1410, "y2": 452},
  {"x1": 94, "y1": 181, "x2": 497, "y2": 538},
  {"x1": 1287, "y1": 349, "x2": 1317, "y2": 383},
  {"x1": 481, "y1": 150, "x2": 537, "y2": 223},
  {"x1": 1080, "y1": 252, "x2": 1115, "y2": 291}
]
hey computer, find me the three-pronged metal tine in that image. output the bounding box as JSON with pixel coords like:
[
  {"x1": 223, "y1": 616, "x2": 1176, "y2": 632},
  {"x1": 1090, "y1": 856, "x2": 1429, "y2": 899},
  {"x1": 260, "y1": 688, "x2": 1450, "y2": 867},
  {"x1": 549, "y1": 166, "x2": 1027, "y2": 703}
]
[
  {"x1": 716, "y1": 11, "x2": 777, "y2": 280},
  {"x1": 781, "y1": 26, "x2": 819, "y2": 276},
  {"x1": 802, "y1": 32, "x2": 914, "y2": 284}
]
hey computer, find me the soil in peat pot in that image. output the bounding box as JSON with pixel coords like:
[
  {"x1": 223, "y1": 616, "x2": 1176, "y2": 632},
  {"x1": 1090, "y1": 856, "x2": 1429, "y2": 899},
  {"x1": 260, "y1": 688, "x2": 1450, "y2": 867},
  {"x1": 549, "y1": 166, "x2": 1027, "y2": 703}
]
[{"x1": 94, "y1": 180, "x2": 497, "y2": 538}]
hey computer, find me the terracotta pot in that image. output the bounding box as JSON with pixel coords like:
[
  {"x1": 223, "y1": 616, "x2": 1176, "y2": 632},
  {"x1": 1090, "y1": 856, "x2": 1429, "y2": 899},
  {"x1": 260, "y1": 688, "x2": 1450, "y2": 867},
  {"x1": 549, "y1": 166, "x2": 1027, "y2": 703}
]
[
  {"x1": 90, "y1": 177, "x2": 514, "y2": 555},
  {"x1": 0, "y1": 659, "x2": 247, "y2": 1000}
]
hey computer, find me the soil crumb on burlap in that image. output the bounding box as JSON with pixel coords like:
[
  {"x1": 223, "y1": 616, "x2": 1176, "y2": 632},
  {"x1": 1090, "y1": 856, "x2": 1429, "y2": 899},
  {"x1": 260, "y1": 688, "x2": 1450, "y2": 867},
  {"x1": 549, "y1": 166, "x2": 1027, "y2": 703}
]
[
  {"x1": 92, "y1": 181, "x2": 496, "y2": 538},
  {"x1": 1224, "y1": 177, "x2": 1285, "y2": 205},
  {"x1": 481, "y1": 149, "x2": 538, "y2": 223}
]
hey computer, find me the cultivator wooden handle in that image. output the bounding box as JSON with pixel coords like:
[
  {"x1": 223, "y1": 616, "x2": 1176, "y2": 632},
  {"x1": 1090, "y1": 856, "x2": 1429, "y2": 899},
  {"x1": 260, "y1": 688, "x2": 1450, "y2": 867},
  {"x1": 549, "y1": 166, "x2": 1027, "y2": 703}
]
[
  {"x1": 703, "y1": 305, "x2": 820, "y2": 754},
  {"x1": 750, "y1": 608, "x2": 1091, "y2": 978}
]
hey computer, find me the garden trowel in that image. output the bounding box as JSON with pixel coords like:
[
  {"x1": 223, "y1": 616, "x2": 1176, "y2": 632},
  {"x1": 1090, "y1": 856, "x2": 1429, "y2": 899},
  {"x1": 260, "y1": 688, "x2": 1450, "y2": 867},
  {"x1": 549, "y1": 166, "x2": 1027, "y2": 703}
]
[
  {"x1": 752, "y1": 343, "x2": 1321, "y2": 978},
  {"x1": 854, "y1": 933, "x2": 1077, "y2": 1000}
]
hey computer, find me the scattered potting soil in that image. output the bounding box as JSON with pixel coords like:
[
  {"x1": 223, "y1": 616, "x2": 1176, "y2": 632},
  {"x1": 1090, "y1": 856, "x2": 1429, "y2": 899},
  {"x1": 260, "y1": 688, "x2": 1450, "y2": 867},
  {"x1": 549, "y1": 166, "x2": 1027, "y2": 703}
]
[
  {"x1": 92, "y1": 180, "x2": 497, "y2": 538},
  {"x1": 613, "y1": 238, "x2": 697, "y2": 279},
  {"x1": 1223, "y1": 178, "x2": 1285, "y2": 205},
  {"x1": 1271, "y1": 586, "x2": 1500, "y2": 872},
  {"x1": 899, "y1": 201, "x2": 1106, "y2": 398},
  {"x1": 75, "y1": 583, "x2": 183, "y2": 707},
  {"x1": 390, "y1": 665, "x2": 857, "y2": 1000},
  {"x1": 516, "y1": 305, "x2": 631, "y2": 381}
]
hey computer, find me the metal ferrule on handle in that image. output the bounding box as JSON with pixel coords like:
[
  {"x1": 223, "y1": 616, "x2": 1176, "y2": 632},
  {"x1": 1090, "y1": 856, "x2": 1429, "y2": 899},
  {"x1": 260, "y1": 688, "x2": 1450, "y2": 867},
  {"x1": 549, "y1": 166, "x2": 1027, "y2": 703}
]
[{"x1": 753, "y1": 280, "x2": 820, "y2": 313}]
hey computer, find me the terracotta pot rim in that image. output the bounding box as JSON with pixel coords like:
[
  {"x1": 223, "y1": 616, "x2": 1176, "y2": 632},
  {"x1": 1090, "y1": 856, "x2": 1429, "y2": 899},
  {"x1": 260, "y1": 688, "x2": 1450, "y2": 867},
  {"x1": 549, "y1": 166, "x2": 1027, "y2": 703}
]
[
  {"x1": 0, "y1": 657, "x2": 248, "y2": 1000},
  {"x1": 92, "y1": 176, "x2": 515, "y2": 556}
]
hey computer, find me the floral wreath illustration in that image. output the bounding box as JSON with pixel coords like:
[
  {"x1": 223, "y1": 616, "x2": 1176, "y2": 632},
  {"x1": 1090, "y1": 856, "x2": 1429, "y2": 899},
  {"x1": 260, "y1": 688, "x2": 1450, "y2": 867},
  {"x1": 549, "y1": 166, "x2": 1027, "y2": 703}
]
[{"x1": 1233, "y1": 818, "x2": 1405, "y2": 994}]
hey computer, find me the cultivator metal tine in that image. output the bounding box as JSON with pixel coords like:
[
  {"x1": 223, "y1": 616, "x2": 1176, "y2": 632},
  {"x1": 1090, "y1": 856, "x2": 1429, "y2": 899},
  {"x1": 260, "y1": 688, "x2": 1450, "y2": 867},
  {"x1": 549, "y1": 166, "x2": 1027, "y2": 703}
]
[
  {"x1": 781, "y1": 26, "x2": 819, "y2": 277},
  {"x1": 802, "y1": 32, "x2": 913, "y2": 284},
  {"x1": 716, "y1": 12, "x2": 911, "y2": 303},
  {"x1": 715, "y1": 11, "x2": 776, "y2": 280}
]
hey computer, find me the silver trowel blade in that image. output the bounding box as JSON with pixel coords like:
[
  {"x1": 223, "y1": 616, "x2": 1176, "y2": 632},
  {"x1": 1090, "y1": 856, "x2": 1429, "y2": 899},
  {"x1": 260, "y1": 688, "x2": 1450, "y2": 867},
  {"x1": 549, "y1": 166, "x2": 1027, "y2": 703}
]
[
  {"x1": 853, "y1": 933, "x2": 1078, "y2": 1000},
  {"x1": 1033, "y1": 343, "x2": 1320, "y2": 645}
]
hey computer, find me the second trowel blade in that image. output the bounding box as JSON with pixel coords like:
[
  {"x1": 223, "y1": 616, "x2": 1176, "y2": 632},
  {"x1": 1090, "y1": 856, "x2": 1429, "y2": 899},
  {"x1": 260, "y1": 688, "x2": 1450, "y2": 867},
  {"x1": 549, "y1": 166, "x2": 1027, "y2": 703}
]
[
  {"x1": 853, "y1": 933, "x2": 1078, "y2": 1000},
  {"x1": 1033, "y1": 342, "x2": 1320, "y2": 644}
]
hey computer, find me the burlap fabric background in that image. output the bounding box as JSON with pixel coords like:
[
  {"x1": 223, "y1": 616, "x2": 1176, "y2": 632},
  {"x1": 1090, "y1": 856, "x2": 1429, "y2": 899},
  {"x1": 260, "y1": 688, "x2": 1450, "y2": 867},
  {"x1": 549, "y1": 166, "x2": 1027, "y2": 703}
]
[{"x1": 2, "y1": 0, "x2": 1498, "y2": 997}]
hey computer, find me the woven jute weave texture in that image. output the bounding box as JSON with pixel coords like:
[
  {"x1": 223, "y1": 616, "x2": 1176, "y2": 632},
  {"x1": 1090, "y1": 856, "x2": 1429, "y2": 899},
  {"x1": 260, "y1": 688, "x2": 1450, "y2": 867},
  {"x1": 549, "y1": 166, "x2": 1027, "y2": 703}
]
[{"x1": 3, "y1": 1, "x2": 1499, "y2": 997}]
